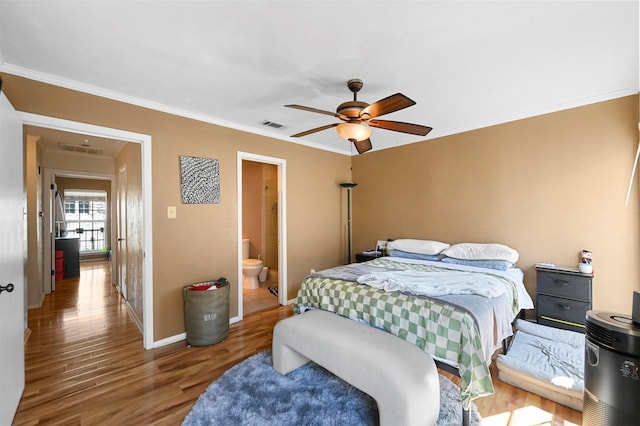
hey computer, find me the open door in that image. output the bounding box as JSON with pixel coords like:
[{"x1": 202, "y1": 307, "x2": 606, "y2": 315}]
[
  {"x1": 0, "y1": 93, "x2": 26, "y2": 423},
  {"x1": 49, "y1": 181, "x2": 59, "y2": 292},
  {"x1": 117, "y1": 165, "x2": 127, "y2": 299},
  {"x1": 42, "y1": 175, "x2": 59, "y2": 294}
]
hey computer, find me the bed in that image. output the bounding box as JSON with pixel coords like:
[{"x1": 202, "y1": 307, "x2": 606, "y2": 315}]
[{"x1": 293, "y1": 240, "x2": 535, "y2": 411}]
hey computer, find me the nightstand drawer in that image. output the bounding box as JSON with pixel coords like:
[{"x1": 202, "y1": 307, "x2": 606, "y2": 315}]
[
  {"x1": 536, "y1": 271, "x2": 591, "y2": 301},
  {"x1": 537, "y1": 294, "x2": 589, "y2": 327}
]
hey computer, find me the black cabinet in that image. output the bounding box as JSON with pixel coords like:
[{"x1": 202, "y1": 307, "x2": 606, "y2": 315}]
[
  {"x1": 55, "y1": 237, "x2": 80, "y2": 279},
  {"x1": 536, "y1": 266, "x2": 592, "y2": 333}
]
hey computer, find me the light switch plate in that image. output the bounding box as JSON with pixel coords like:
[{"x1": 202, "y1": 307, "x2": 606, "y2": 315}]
[{"x1": 167, "y1": 206, "x2": 176, "y2": 219}]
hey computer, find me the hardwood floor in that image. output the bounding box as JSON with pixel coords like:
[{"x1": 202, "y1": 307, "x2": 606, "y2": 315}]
[{"x1": 14, "y1": 260, "x2": 581, "y2": 425}]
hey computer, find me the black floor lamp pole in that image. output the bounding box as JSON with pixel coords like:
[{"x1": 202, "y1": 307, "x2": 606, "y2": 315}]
[{"x1": 340, "y1": 182, "x2": 357, "y2": 264}]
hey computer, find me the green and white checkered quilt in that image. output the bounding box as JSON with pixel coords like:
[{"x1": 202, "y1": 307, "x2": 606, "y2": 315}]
[{"x1": 294, "y1": 258, "x2": 520, "y2": 407}]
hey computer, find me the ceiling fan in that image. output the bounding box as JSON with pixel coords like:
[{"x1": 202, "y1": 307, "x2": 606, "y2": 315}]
[{"x1": 285, "y1": 79, "x2": 432, "y2": 154}]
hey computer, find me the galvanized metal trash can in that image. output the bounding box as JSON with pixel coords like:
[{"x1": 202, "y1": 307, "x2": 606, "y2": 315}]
[{"x1": 183, "y1": 278, "x2": 230, "y2": 346}]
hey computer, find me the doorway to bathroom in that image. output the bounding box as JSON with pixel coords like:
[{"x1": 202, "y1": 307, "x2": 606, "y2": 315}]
[{"x1": 237, "y1": 152, "x2": 287, "y2": 319}]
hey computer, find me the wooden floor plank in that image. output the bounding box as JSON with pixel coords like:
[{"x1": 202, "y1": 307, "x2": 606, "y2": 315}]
[{"x1": 13, "y1": 260, "x2": 582, "y2": 425}]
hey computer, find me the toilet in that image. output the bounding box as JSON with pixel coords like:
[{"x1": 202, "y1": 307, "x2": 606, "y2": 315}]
[{"x1": 242, "y1": 239, "x2": 263, "y2": 289}]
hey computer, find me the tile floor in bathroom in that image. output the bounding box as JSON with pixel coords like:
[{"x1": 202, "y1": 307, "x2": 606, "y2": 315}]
[{"x1": 243, "y1": 278, "x2": 280, "y2": 315}]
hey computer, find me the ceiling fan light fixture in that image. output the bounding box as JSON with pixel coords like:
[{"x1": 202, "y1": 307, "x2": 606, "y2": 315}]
[
  {"x1": 285, "y1": 78, "x2": 431, "y2": 154},
  {"x1": 336, "y1": 123, "x2": 371, "y2": 142}
]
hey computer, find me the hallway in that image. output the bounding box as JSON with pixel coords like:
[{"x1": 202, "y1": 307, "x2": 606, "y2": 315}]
[
  {"x1": 28, "y1": 261, "x2": 132, "y2": 346},
  {"x1": 14, "y1": 260, "x2": 292, "y2": 425}
]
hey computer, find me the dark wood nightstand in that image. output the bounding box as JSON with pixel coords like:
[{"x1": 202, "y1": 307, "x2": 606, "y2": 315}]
[{"x1": 535, "y1": 265, "x2": 593, "y2": 333}]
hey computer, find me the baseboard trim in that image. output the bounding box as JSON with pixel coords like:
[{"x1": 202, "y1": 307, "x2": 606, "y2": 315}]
[
  {"x1": 152, "y1": 306, "x2": 289, "y2": 349},
  {"x1": 124, "y1": 300, "x2": 143, "y2": 333},
  {"x1": 153, "y1": 332, "x2": 186, "y2": 348},
  {"x1": 153, "y1": 317, "x2": 238, "y2": 349},
  {"x1": 27, "y1": 292, "x2": 45, "y2": 310}
]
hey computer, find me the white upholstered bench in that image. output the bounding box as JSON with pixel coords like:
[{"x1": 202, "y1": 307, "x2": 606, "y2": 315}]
[{"x1": 272, "y1": 309, "x2": 440, "y2": 426}]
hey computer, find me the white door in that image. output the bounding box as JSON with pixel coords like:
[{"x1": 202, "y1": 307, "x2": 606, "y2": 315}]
[
  {"x1": 0, "y1": 93, "x2": 26, "y2": 422},
  {"x1": 49, "y1": 181, "x2": 58, "y2": 292},
  {"x1": 117, "y1": 165, "x2": 127, "y2": 299}
]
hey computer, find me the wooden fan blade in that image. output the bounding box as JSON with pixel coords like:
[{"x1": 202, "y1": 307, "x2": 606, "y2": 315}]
[
  {"x1": 360, "y1": 93, "x2": 416, "y2": 119},
  {"x1": 290, "y1": 123, "x2": 338, "y2": 138},
  {"x1": 353, "y1": 138, "x2": 372, "y2": 154},
  {"x1": 368, "y1": 119, "x2": 432, "y2": 136},
  {"x1": 285, "y1": 104, "x2": 347, "y2": 120}
]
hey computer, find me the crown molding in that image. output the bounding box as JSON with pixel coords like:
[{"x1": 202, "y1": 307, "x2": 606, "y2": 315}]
[{"x1": 2, "y1": 63, "x2": 351, "y2": 156}]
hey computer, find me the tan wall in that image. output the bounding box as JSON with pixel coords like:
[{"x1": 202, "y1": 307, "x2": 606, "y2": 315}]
[
  {"x1": 352, "y1": 96, "x2": 640, "y2": 316},
  {"x1": 115, "y1": 143, "x2": 144, "y2": 325},
  {"x1": 2, "y1": 73, "x2": 351, "y2": 340},
  {"x1": 56, "y1": 177, "x2": 111, "y2": 197}
]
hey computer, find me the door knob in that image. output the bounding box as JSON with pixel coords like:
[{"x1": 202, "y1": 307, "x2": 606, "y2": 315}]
[
  {"x1": 118, "y1": 238, "x2": 125, "y2": 242},
  {"x1": 0, "y1": 283, "x2": 14, "y2": 294}
]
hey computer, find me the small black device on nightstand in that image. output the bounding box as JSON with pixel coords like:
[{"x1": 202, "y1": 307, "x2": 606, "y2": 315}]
[
  {"x1": 356, "y1": 240, "x2": 388, "y2": 263},
  {"x1": 535, "y1": 264, "x2": 593, "y2": 333},
  {"x1": 355, "y1": 251, "x2": 383, "y2": 263}
]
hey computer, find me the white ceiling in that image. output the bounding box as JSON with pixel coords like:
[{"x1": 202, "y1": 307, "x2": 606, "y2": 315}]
[{"x1": 1, "y1": 1, "x2": 638, "y2": 156}]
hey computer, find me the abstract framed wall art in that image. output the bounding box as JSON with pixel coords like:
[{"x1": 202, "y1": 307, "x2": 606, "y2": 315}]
[{"x1": 180, "y1": 155, "x2": 220, "y2": 204}]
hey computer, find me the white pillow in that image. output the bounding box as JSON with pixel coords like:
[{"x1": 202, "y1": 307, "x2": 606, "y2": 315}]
[
  {"x1": 388, "y1": 239, "x2": 449, "y2": 255},
  {"x1": 442, "y1": 243, "x2": 519, "y2": 263}
]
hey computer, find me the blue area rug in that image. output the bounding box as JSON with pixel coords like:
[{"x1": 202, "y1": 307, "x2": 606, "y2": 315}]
[{"x1": 183, "y1": 351, "x2": 481, "y2": 425}]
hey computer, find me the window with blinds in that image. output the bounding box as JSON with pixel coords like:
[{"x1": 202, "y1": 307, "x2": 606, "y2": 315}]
[{"x1": 63, "y1": 190, "x2": 108, "y2": 253}]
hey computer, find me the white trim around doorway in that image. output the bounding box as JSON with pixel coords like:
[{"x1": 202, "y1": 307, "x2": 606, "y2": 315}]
[
  {"x1": 236, "y1": 152, "x2": 287, "y2": 322},
  {"x1": 19, "y1": 112, "x2": 155, "y2": 350}
]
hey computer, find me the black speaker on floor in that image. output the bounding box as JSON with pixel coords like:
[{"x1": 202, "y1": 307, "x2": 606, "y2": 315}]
[
  {"x1": 632, "y1": 290, "x2": 640, "y2": 324},
  {"x1": 583, "y1": 310, "x2": 640, "y2": 425}
]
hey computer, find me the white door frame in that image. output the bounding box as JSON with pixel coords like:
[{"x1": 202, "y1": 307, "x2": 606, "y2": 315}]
[
  {"x1": 236, "y1": 152, "x2": 287, "y2": 320},
  {"x1": 19, "y1": 113, "x2": 155, "y2": 349},
  {"x1": 44, "y1": 170, "x2": 115, "y2": 294}
]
